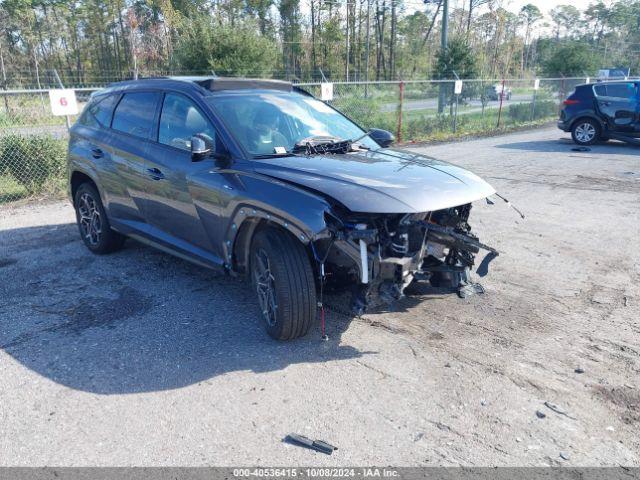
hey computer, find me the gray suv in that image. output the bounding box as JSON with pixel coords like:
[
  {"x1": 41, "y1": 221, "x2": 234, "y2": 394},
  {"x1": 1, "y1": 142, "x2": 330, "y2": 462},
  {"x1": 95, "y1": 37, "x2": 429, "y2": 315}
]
[{"x1": 69, "y1": 77, "x2": 498, "y2": 340}]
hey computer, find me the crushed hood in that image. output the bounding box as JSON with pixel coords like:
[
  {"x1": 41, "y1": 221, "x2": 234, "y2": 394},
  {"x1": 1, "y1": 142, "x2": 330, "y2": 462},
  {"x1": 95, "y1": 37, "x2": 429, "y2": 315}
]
[{"x1": 252, "y1": 147, "x2": 496, "y2": 213}]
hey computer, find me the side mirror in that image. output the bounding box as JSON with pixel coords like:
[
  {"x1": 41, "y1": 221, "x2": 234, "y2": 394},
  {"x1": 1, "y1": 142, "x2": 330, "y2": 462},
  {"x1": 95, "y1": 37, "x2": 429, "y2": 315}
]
[
  {"x1": 190, "y1": 135, "x2": 210, "y2": 162},
  {"x1": 368, "y1": 128, "x2": 395, "y2": 148}
]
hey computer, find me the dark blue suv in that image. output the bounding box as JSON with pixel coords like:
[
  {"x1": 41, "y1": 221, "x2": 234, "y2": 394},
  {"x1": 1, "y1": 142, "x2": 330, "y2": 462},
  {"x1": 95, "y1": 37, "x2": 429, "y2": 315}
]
[
  {"x1": 68, "y1": 77, "x2": 498, "y2": 339},
  {"x1": 558, "y1": 81, "x2": 640, "y2": 145}
]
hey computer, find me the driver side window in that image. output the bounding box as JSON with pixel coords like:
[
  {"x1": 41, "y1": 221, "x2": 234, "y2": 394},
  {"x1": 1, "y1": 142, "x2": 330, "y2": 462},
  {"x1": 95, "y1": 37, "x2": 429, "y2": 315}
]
[{"x1": 159, "y1": 93, "x2": 217, "y2": 151}]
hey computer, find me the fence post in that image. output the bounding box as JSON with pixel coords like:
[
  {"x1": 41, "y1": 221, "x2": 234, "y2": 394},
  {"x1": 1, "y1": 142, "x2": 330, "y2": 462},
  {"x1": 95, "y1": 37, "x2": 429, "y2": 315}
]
[
  {"x1": 453, "y1": 88, "x2": 459, "y2": 133},
  {"x1": 53, "y1": 69, "x2": 71, "y2": 131},
  {"x1": 531, "y1": 87, "x2": 537, "y2": 121},
  {"x1": 496, "y1": 79, "x2": 505, "y2": 128},
  {"x1": 559, "y1": 77, "x2": 566, "y2": 115},
  {"x1": 396, "y1": 80, "x2": 404, "y2": 143}
]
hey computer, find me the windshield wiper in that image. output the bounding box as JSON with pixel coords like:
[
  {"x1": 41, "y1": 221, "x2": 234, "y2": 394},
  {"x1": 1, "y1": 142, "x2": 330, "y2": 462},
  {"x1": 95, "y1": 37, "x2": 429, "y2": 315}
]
[
  {"x1": 292, "y1": 132, "x2": 372, "y2": 155},
  {"x1": 252, "y1": 152, "x2": 296, "y2": 159}
]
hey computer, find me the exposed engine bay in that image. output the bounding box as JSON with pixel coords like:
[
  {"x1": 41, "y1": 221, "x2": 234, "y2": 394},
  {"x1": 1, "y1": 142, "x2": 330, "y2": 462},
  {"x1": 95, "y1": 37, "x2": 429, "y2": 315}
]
[{"x1": 312, "y1": 203, "x2": 499, "y2": 315}]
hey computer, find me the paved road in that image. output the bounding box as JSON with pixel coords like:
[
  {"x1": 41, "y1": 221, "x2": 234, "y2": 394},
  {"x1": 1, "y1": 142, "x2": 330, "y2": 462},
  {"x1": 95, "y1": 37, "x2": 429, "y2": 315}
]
[
  {"x1": 381, "y1": 94, "x2": 532, "y2": 113},
  {"x1": 1, "y1": 128, "x2": 639, "y2": 466}
]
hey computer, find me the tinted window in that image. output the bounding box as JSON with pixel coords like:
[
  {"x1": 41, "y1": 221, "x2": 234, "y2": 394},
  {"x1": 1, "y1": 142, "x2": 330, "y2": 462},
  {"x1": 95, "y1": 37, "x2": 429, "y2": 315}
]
[
  {"x1": 605, "y1": 83, "x2": 636, "y2": 99},
  {"x1": 112, "y1": 92, "x2": 160, "y2": 139},
  {"x1": 159, "y1": 93, "x2": 216, "y2": 151},
  {"x1": 79, "y1": 94, "x2": 118, "y2": 128},
  {"x1": 594, "y1": 85, "x2": 606, "y2": 97}
]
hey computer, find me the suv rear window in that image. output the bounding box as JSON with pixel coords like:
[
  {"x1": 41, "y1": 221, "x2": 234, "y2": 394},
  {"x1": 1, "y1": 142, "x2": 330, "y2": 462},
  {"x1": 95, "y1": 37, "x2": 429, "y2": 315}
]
[
  {"x1": 112, "y1": 92, "x2": 160, "y2": 139},
  {"x1": 79, "y1": 94, "x2": 118, "y2": 128},
  {"x1": 594, "y1": 85, "x2": 607, "y2": 96}
]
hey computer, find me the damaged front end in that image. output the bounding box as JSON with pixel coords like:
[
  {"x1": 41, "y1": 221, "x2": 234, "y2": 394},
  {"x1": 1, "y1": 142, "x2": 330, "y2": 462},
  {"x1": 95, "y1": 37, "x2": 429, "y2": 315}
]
[{"x1": 313, "y1": 203, "x2": 499, "y2": 315}]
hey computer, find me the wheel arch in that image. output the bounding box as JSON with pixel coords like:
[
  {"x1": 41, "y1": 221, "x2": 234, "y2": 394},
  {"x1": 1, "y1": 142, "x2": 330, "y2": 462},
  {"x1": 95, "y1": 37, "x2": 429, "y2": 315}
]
[
  {"x1": 218, "y1": 175, "x2": 335, "y2": 275},
  {"x1": 70, "y1": 170, "x2": 101, "y2": 206},
  {"x1": 230, "y1": 211, "x2": 323, "y2": 276},
  {"x1": 570, "y1": 114, "x2": 604, "y2": 132}
]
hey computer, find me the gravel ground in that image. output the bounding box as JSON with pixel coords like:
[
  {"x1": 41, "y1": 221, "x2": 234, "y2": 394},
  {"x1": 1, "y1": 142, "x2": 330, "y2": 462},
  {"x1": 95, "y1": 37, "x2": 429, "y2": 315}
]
[{"x1": 0, "y1": 127, "x2": 638, "y2": 466}]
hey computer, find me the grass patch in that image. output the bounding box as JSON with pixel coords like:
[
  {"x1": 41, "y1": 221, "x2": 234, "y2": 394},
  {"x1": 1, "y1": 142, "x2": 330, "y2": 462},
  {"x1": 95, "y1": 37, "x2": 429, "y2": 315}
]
[
  {"x1": 0, "y1": 175, "x2": 28, "y2": 203},
  {"x1": 0, "y1": 134, "x2": 68, "y2": 204}
]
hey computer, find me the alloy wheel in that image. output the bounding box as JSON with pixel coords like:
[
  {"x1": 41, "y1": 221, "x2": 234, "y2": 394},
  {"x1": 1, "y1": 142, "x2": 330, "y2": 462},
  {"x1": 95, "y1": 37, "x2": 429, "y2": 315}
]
[
  {"x1": 253, "y1": 248, "x2": 278, "y2": 327},
  {"x1": 575, "y1": 123, "x2": 596, "y2": 143},
  {"x1": 78, "y1": 192, "x2": 102, "y2": 246}
]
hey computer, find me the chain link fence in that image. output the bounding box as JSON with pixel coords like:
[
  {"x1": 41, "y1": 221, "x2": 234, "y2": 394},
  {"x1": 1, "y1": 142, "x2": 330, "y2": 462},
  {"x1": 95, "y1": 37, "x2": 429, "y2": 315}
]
[{"x1": 0, "y1": 77, "x2": 593, "y2": 205}]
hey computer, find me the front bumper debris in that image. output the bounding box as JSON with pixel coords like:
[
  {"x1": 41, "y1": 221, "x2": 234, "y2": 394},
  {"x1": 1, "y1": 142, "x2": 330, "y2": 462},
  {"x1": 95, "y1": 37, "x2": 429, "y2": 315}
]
[{"x1": 316, "y1": 202, "x2": 499, "y2": 315}]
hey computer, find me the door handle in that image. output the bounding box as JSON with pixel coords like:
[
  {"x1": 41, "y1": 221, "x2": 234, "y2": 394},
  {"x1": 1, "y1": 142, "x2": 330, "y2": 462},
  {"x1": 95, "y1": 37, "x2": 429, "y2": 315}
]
[
  {"x1": 91, "y1": 148, "x2": 104, "y2": 159},
  {"x1": 600, "y1": 101, "x2": 611, "y2": 107},
  {"x1": 147, "y1": 167, "x2": 165, "y2": 180}
]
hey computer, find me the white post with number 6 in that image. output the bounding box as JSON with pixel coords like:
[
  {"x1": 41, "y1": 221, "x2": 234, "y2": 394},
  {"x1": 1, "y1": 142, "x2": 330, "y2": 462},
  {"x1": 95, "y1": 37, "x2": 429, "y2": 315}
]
[
  {"x1": 49, "y1": 89, "x2": 79, "y2": 130},
  {"x1": 320, "y1": 82, "x2": 334, "y2": 101},
  {"x1": 453, "y1": 80, "x2": 463, "y2": 132}
]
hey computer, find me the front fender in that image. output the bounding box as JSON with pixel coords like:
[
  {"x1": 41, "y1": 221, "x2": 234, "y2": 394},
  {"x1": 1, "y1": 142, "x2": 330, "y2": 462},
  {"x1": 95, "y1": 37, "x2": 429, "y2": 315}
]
[{"x1": 197, "y1": 170, "x2": 334, "y2": 271}]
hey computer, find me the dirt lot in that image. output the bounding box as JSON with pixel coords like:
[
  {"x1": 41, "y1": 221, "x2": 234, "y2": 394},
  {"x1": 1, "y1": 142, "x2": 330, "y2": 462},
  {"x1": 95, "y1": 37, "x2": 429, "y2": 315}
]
[{"x1": 1, "y1": 127, "x2": 638, "y2": 466}]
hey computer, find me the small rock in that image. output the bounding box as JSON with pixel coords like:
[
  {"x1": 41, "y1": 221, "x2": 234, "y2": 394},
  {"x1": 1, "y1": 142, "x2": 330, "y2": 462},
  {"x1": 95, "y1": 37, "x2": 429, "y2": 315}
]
[
  {"x1": 444, "y1": 363, "x2": 451, "y2": 368},
  {"x1": 574, "y1": 367, "x2": 585, "y2": 374},
  {"x1": 481, "y1": 399, "x2": 487, "y2": 406},
  {"x1": 516, "y1": 437, "x2": 522, "y2": 443},
  {"x1": 536, "y1": 410, "x2": 546, "y2": 419},
  {"x1": 559, "y1": 452, "x2": 570, "y2": 461},
  {"x1": 606, "y1": 426, "x2": 615, "y2": 432}
]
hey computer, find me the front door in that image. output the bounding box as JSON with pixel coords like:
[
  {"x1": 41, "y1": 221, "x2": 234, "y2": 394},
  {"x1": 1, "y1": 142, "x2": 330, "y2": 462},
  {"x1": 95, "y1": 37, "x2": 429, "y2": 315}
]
[
  {"x1": 594, "y1": 82, "x2": 638, "y2": 133},
  {"x1": 143, "y1": 92, "x2": 224, "y2": 264}
]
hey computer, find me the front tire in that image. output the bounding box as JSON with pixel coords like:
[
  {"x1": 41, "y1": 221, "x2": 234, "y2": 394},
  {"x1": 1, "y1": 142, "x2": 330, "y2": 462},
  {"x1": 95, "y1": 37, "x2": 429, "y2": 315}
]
[
  {"x1": 74, "y1": 183, "x2": 125, "y2": 254},
  {"x1": 571, "y1": 119, "x2": 600, "y2": 145},
  {"x1": 250, "y1": 227, "x2": 316, "y2": 340}
]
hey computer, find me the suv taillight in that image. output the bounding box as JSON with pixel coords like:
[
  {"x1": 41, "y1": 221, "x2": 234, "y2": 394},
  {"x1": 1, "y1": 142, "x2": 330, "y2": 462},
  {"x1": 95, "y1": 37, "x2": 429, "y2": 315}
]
[{"x1": 563, "y1": 99, "x2": 580, "y2": 105}]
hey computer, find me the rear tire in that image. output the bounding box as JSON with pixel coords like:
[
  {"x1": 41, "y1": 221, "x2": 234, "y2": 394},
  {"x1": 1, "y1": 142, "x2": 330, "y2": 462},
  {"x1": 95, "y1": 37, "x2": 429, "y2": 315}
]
[
  {"x1": 74, "y1": 183, "x2": 125, "y2": 254},
  {"x1": 571, "y1": 118, "x2": 600, "y2": 145},
  {"x1": 250, "y1": 227, "x2": 316, "y2": 340}
]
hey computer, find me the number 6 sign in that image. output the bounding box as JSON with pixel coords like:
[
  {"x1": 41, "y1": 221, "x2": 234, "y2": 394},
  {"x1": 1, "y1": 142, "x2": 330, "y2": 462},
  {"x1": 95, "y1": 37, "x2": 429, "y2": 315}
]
[{"x1": 49, "y1": 89, "x2": 79, "y2": 116}]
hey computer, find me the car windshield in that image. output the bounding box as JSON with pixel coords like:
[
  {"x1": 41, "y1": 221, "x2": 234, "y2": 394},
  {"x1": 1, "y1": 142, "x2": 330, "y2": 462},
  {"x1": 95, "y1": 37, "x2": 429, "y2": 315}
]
[{"x1": 207, "y1": 90, "x2": 379, "y2": 156}]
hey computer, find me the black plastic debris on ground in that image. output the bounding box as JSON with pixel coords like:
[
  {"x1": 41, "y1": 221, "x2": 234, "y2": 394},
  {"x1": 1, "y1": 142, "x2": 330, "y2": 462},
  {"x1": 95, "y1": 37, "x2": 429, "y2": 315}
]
[{"x1": 285, "y1": 434, "x2": 338, "y2": 455}]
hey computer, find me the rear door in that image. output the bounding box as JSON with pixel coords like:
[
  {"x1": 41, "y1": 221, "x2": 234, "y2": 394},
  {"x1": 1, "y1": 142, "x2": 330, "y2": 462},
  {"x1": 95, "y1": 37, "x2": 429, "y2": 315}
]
[
  {"x1": 69, "y1": 92, "x2": 119, "y2": 197},
  {"x1": 108, "y1": 91, "x2": 162, "y2": 229},
  {"x1": 594, "y1": 82, "x2": 637, "y2": 133}
]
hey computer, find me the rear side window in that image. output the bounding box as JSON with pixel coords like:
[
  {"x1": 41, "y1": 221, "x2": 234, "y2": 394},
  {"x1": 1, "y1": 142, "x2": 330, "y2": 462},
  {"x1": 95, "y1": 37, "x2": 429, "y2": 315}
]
[
  {"x1": 605, "y1": 83, "x2": 636, "y2": 99},
  {"x1": 595, "y1": 83, "x2": 636, "y2": 100},
  {"x1": 112, "y1": 92, "x2": 160, "y2": 139},
  {"x1": 79, "y1": 94, "x2": 118, "y2": 128}
]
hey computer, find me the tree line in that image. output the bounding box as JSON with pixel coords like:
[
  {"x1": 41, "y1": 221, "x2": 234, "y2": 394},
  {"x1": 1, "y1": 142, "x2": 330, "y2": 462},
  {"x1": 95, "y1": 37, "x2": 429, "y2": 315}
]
[{"x1": 1, "y1": 0, "x2": 640, "y2": 88}]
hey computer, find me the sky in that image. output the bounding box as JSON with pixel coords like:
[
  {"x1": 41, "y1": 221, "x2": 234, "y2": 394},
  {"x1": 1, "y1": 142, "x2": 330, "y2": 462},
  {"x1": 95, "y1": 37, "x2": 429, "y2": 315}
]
[
  {"x1": 403, "y1": 0, "x2": 594, "y2": 19},
  {"x1": 504, "y1": 0, "x2": 577, "y2": 15},
  {"x1": 394, "y1": 0, "x2": 596, "y2": 36}
]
